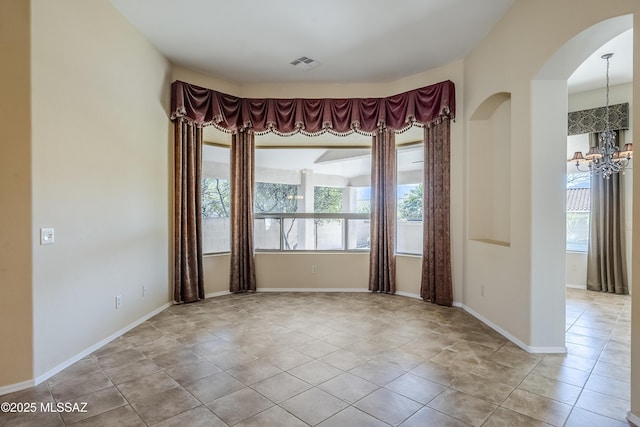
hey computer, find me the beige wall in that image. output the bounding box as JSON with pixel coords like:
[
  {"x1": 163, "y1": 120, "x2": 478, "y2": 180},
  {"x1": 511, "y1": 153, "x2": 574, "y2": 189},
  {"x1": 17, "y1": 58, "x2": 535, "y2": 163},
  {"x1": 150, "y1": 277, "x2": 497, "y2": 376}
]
[
  {"x1": 30, "y1": 0, "x2": 172, "y2": 378},
  {"x1": 0, "y1": 0, "x2": 34, "y2": 388},
  {"x1": 463, "y1": 0, "x2": 637, "y2": 353},
  {"x1": 204, "y1": 253, "x2": 424, "y2": 297}
]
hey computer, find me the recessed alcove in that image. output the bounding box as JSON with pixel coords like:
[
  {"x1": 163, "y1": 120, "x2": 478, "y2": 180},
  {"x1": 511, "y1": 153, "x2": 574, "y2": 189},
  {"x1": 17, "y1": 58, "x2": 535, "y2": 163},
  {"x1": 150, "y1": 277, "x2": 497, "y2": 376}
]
[{"x1": 468, "y1": 92, "x2": 512, "y2": 246}]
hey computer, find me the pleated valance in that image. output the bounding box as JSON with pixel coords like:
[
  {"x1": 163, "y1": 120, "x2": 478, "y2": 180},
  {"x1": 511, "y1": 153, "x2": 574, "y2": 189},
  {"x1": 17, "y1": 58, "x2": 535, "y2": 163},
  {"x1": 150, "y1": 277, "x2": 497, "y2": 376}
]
[{"x1": 170, "y1": 80, "x2": 455, "y2": 136}]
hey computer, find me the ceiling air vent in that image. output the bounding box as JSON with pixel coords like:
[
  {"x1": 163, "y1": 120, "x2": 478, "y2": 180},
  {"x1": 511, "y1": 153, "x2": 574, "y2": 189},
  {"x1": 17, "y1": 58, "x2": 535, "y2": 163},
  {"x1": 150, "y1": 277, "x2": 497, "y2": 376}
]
[{"x1": 290, "y1": 56, "x2": 320, "y2": 71}]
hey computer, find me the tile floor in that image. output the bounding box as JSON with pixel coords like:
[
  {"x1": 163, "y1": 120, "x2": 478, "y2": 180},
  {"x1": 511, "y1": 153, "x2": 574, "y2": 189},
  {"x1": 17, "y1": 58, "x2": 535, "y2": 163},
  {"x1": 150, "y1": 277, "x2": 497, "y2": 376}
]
[{"x1": 1, "y1": 288, "x2": 632, "y2": 426}]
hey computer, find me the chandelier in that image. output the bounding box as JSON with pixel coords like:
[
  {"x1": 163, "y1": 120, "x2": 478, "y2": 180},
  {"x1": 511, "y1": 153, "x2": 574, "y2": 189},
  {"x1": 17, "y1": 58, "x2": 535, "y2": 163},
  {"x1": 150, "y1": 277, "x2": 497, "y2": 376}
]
[{"x1": 569, "y1": 53, "x2": 633, "y2": 179}]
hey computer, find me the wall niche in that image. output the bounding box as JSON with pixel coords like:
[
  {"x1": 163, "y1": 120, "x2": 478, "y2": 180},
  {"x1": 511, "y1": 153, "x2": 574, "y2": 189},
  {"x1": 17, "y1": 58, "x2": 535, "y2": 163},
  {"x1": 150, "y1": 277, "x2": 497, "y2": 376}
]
[{"x1": 468, "y1": 92, "x2": 511, "y2": 246}]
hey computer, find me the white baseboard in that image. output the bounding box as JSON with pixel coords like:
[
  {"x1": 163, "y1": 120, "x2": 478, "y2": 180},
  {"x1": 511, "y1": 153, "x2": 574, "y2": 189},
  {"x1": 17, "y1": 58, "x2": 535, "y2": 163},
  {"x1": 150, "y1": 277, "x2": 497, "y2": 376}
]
[
  {"x1": 0, "y1": 379, "x2": 35, "y2": 397},
  {"x1": 461, "y1": 304, "x2": 566, "y2": 354},
  {"x1": 33, "y1": 302, "x2": 172, "y2": 387},
  {"x1": 205, "y1": 291, "x2": 232, "y2": 298},
  {"x1": 392, "y1": 291, "x2": 420, "y2": 299},
  {"x1": 566, "y1": 284, "x2": 587, "y2": 289},
  {"x1": 258, "y1": 287, "x2": 369, "y2": 293},
  {"x1": 395, "y1": 291, "x2": 463, "y2": 309},
  {"x1": 628, "y1": 410, "x2": 640, "y2": 426}
]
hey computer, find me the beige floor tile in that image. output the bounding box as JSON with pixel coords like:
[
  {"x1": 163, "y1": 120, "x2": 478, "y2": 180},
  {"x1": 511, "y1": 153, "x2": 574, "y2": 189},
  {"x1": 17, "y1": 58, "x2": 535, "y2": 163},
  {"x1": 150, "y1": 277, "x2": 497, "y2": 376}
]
[
  {"x1": 59, "y1": 386, "x2": 126, "y2": 425},
  {"x1": 428, "y1": 389, "x2": 496, "y2": 427},
  {"x1": 354, "y1": 387, "x2": 422, "y2": 425},
  {"x1": 151, "y1": 347, "x2": 201, "y2": 369},
  {"x1": 47, "y1": 358, "x2": 102, "y2": 385},
  {"x1": 484, "y1": 407, "x2": 551, "y2": 426},
  {"x1": 386, "y1": 373, "x2": 446, "y2": 404},
  {"x1": 184, "y1": 371, "x2": 245, "y2": 403},
  {"x1": 320, "y1": 349, "x2": 366, "y2": 371},
  {"x1": 591, "y1": 360, "x2": 630, "y2": 383},
  {"x1": 564, "y1": 407, "x2": 631, "y2": 427},
  {"x1": 585, "y1": 373, "x2": 630, "y2": 401},
  {"x1": 295, "y1": 340, "x2": 340, "y2": 358},
  {"x1": 103, "y1": 358, "x2": 161, "y2": 385},
  {"x1": 151, "y1": 405, "x2": 227, "y2": 427},
  {"x1": 542, "y1": 353, "x2": 596, "y2": 372},
  {"x1": 206, "y1": 348, "x2": 257, "y2": 370},
  {"x1": 49, "y1": 369, "x2": 113, "y2": 402},
  {"x1": 409, "y1": 360, "x2": 458, "y2": 386},
  {"x1": 502, "y1": 388, "x2": 572, "y2": 426},
  {"x1": 66, "y1": 405, "x2": 145, "y2": 427},
  {"x1": 289, "y1": 360, "x2": 343, "y2": 385},
  {"x1": 164, "y1": 358, "x2": 221, "y2": 385},
  {"x1": 128, "y1": 385, "x2": 200, "y2": 424},
  {"x1": 5, "y1": 290, "x2": 633, "y2": 427},
  {"x1": 281, "y1": 387, "x2": 349, "y2": 426},
  {"x1": 450, "y1": 372, "x2": 514, "y2": 405},
  {"x1": 226, "y1": 359, "x2": 282, "y2": 385},
  {"x1": 95, "y1": 348, "x2": 146, "y2": 369},
  {"x1": 375, "y1": 348, "x2": 425, "y2": 372},
  {"x1": 318, "y1": 372, "x2": 378, "y2": 403},
  {"x1": 320, "y1": 331, "x2": 362, "y2": 348},
  {"x1": 399, "y1": 406, "x2": 470, "y2": 427},
  {"x1": 117, "y1": 372, "x2": 199, "y2": 423},
  {"x1": 0, "y1": 410, "x2": 65, "y2": 427},
  {"x1": 236, "y1": 405, "x2": 309, "y2": 427},
  {"x1": 575, "y1": 389, "x2": 630, "y2": 422},
  {"x1": 349, "y1": 359, "x2": 405, "y2": 386},
  {"x1": 471, "y1": 359, "x2": 531, "y2": 387},
  {"x1": 317, "y1": 406, "x2": 389, "y2": 427},
  {"x1": 431, "y1": 349, "x2": 484, "y2": 372},
  {"x1": 251, "y1": 372, "x2": 311, "y2": 403},
  {"x1": 518, "y1": 373, "x2": 582, "y2": 405},
  {"x1": 530, "y1": 360, "x2": 590, "y2": 387},
  {"x1": 207, "y1": 387, "x2": 273, "y2": 425},
  {"x1": 264, "y1": 348, "x2": 314, "y2": 371}
]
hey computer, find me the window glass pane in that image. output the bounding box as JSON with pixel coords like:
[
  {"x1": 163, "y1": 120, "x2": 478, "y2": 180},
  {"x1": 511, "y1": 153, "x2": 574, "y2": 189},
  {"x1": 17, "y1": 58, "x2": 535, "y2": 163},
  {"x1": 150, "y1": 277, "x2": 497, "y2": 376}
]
[
  {"x1": 202, "y1": 145, "x2": 230, "y2": 253},
  {"x1": 566, "y1": 172, "x2": 590, "y2": 252},
  {"x1": 397, "y1": 144, "x2": 424, "y2": 254},
  {"x1": 315, "y1": 218, "x2": 344, "y2": 250},
  {"x1": 254, "y1": 218, "x2": 281, "y2": 250},
  {"x1": 254, "y1": 146, "x2": 371, "y2": 250},
  {"x1": 347, "y1": 219, "x2": 370, "y2": 250}
]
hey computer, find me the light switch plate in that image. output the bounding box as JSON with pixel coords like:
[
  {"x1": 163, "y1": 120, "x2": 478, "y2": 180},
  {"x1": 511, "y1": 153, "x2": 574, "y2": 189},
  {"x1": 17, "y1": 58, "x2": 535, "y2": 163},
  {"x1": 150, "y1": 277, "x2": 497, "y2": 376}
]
[{"x1": 40, "y1": 228, "x2": 54, "y2": 245}]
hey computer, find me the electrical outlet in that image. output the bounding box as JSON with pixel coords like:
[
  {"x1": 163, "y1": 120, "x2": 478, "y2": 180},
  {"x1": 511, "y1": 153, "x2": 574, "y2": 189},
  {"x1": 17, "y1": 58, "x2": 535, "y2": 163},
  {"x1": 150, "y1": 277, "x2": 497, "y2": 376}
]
[
  {"x1": 115, "y1": 295, "x2": 122, "y2": 309},
  {"x1": 142, "y1": 286, "x2": 149, "y2": 297},
  {"x1": 571, "y1": 264, "x2": 577, "y2": 272},
  {"x1": 481, "y1": 285, "x2": 485, "y2": 297},
  {"x1": 311, "y1": 265, "x2": 318, "y2": 274}
]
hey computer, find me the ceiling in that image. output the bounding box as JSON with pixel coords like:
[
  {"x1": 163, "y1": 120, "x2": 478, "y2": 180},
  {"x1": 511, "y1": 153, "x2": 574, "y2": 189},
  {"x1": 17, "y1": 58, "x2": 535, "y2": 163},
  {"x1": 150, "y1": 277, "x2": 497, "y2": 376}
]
[
  {"x1": 110, "y1": 0, "x2": 515, "y2": 83},
  {"x1": 568, "y1": 29, "x2": 633, "y2": 93}
]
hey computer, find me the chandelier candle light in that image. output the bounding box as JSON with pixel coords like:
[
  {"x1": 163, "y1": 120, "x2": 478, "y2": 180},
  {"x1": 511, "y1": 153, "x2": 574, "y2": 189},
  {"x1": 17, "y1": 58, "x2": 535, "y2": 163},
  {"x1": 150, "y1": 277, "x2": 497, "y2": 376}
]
[{"x1": 569, "y1": 53, "x2": 633, "y2": 179}]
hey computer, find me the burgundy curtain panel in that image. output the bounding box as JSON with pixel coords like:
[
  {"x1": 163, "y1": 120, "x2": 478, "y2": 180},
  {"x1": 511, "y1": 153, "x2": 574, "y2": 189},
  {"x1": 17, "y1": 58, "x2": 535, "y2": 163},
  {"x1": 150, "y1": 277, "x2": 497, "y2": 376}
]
[
  {"x1": 170, "y1": 79, "x2": 455, "y2": 301},
  {"x1": 421, "y1": 119, "x2": 453, "y2": 306},
  {"x1": 230, "y1": 131, "x2": 257, "y2": 293},
  {"x1": 171, "y1": 80, "x2": 455, "y2": 135},
  {"x1": 369, "y1": 129, "x2": 396, "y2": 293},
  {"x1": 174, "y1": 119, "x2": 204, "y2": 303}
]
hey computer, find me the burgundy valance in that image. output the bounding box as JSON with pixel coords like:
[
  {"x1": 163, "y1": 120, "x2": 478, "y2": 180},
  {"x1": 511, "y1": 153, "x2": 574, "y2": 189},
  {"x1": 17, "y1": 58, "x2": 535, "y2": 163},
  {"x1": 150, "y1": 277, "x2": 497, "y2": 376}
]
[{"x1": 170, "y1": 80, "x2": 455, "y2": 136}]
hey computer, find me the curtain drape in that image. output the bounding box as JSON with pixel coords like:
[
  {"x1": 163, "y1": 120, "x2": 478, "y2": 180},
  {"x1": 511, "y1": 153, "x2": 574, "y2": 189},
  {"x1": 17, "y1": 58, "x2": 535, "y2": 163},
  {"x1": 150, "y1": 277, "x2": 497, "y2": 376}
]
[
  {"x1": 174, "y1": 119, "x2": 204, "y2": 303},
  {"x1": 171, "y1": 80, "x2": 455, "y2": 135},
  {"x1": 170, "y1": 79, "x2": 455, "y2": 300},
  {"x1": 230, "y1": 130, "x2": 257, "y2": 293},
  {"x1": 369, "y1": 129, "x2": 396, "y2": 294},
  {"x1": 421, "y1": 119, "x2": 453, "y2": 306},
  {"x1": 587, "y1": 145, "x2": 628, "y2": 294}
]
